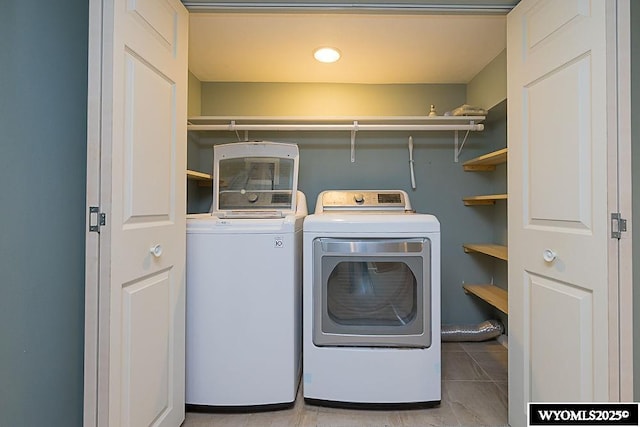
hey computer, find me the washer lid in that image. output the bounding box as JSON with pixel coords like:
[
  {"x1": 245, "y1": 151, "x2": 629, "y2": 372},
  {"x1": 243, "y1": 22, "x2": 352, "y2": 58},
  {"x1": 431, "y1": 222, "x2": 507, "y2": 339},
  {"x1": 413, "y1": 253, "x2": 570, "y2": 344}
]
[
  {"x1": 187, "y1": 212, "x2": 304, "y2": 234},
  {"x1": 213, "y1": 141, "x2": 299, "y2": 218}
]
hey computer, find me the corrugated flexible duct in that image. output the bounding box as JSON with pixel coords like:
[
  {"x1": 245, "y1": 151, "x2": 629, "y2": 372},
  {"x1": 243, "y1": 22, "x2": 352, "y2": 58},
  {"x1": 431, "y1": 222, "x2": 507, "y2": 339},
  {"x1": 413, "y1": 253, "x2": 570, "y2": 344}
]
[{"x1": 441, "y1": 319, "x2": 504, "y2": 342}]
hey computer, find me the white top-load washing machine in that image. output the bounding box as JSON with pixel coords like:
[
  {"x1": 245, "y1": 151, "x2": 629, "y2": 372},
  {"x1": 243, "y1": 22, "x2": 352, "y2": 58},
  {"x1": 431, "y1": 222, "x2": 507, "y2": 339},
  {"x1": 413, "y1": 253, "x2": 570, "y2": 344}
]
[
  {"x1": 303, "y1": 190, "x2": 440, "y2": 407},
  {"x1": 186, "y1": 141, "x2": 307, "y2": 410}
]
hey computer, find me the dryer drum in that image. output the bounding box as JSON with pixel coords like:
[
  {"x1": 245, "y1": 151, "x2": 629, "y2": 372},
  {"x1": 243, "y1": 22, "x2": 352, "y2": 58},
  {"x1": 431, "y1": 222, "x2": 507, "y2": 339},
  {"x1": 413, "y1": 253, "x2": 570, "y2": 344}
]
[{"x1": 326, "y1": 261, "x2": 418, "y2": 326}]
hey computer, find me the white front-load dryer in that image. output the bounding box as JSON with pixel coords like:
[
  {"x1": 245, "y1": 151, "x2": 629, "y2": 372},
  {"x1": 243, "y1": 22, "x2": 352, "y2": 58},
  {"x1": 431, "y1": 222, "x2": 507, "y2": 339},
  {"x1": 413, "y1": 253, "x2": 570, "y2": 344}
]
[{"x1": 303, "y1": 190, "x2": 441, "y2": 407}]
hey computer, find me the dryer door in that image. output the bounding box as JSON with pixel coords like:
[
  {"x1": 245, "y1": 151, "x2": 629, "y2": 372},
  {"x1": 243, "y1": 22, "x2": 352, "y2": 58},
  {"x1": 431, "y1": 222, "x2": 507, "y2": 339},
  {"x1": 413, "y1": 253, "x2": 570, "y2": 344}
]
[{"x1": 312, "y1": 238, "x2": 431, "y2": 348}]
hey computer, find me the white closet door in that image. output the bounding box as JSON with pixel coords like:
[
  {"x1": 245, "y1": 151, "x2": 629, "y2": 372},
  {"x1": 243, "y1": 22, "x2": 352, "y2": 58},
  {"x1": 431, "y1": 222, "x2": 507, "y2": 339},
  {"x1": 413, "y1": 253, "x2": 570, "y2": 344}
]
[
  {"x1": 86, "y1": 0, "x2": 188, "y2": 426},
  {"x1": 507, "y1": 0, "x2": 622, "y2": 425}
]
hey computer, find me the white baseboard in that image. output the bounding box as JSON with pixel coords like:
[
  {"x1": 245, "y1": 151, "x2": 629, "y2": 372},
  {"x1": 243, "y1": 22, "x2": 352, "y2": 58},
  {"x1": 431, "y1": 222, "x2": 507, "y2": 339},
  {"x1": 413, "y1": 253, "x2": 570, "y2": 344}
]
[{"x1": 496, "y1": 334, "x2": 508, "y2": 349}]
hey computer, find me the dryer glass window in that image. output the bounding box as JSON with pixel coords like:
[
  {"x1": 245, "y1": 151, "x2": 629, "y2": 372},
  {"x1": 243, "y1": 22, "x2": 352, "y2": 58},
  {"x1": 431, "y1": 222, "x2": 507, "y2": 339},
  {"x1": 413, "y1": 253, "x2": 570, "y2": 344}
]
[
  {"x1": 313, "y1": 238, "x2": 431, "y2": 348},
  {"x1": 326, "y1": 261, "x2": 417, "y2": 326}
]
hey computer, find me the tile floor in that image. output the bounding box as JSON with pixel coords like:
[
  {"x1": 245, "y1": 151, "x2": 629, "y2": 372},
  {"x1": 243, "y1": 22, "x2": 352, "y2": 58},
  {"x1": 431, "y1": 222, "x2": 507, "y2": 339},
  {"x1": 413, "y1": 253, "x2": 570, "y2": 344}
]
[{"x1": 182, "y1": 340, "x2": 508, "y2": 427}]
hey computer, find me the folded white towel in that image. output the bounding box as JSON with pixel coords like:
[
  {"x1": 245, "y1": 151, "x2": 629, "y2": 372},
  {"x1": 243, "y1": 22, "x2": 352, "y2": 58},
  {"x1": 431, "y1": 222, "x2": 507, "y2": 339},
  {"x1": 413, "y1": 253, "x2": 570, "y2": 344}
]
[{"x1": 449, "y1": 104, "x2": 488, "y2": 116}]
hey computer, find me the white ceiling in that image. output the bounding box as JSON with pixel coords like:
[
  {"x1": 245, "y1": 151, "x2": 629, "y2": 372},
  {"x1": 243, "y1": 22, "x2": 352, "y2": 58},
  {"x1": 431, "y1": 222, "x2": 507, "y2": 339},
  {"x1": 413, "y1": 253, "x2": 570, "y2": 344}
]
[{"x1": 188, "y1": 12, "x2": 507, "y2": 84}]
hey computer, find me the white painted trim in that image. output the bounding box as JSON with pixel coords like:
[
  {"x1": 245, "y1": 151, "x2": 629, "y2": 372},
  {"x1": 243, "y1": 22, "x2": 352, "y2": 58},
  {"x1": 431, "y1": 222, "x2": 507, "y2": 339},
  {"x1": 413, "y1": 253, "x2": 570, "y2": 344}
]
[
  {"x1": 182, "y1": 1, "x2": 515, "y2": 14},
  {"x1": 497, "y1": 333, "x2": 508, "y2": 349},
  {"x1": 84, "y1": 0, "x2": 116, "y2": 425},
  {"x1": 607, "y1": 0, "x2": 622, "y2": 402},
  {"x1": 83, "y1": 0, "x2": 103, "y2": 425},
  {"x1": 96, "y1": 0, "x2": 115, "y2": 423},
  {"x1": 605, "y1": 0, "x2": 634, "y2": 403},
  {"x1": 615, "y1": 0, "x2": 634, "y2": 402}
]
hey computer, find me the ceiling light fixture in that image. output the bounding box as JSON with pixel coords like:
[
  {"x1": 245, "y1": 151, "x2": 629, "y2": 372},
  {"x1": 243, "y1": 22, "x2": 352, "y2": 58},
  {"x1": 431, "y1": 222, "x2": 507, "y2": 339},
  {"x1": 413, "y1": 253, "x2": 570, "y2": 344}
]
[{"x1": 314, "y1": 47, "x2": 341, "y2": 63}]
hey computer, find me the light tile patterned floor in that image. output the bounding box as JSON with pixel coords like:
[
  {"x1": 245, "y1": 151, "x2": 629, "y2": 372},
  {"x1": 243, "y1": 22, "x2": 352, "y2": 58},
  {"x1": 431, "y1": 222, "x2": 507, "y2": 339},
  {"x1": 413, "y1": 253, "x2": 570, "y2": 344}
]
[{"x1": 182, "y1": 340, "x2": 508, "y2": 427}]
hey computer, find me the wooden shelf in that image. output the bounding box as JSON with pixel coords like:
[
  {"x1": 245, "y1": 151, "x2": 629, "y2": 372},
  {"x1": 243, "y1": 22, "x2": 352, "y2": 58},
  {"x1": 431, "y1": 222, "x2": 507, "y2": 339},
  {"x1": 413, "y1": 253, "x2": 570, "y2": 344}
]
[
  {"x1": 463, "y1": 284, "x2": 508, "y2": 314},
  {"x1": 463, "y1": 194, "x2": 507, "y2": 206},
  {"x1": 461, "y1": 144, "x2": 508, "y2": 316},
  {"x1": 463, "y1": 148, "x2": 507, "y2": 171},
  {"x1": 187, "y1": 169, "x2": 213, "y2": 187},
  {"x1": 187, "y1": 169, "x2": 212, "y2": 181},
  {"x1": 463, "y1": 243, "x2": 508, "y2": 261}
]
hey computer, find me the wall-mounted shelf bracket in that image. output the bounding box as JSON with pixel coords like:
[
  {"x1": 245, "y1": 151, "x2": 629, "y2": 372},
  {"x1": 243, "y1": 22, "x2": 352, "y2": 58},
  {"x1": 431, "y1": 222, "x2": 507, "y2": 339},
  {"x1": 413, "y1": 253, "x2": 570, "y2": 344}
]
[
  {"x1": 350, "y1": 121, "x2": 358, "y2": 162},
  {"x1": 454, "y1": 129, "x2": 471, "y2": 163}
]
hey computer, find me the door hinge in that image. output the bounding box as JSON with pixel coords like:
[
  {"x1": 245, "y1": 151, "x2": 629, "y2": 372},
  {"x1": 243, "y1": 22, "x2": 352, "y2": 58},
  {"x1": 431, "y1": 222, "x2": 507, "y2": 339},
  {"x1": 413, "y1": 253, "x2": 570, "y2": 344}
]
[
  {"x1": 89, "y1": 206, "x2": 106, "y2": 233},
  {"x1": 611, "y1": 212, "x2": 627, "y2": 239}
]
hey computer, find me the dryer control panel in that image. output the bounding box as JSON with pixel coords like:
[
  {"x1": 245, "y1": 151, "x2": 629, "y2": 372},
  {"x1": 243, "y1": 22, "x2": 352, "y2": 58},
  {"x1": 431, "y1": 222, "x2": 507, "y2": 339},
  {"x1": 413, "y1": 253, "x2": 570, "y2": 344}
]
[{"x1": 317, "y1": 190, "x2": 411, "y2": 212}]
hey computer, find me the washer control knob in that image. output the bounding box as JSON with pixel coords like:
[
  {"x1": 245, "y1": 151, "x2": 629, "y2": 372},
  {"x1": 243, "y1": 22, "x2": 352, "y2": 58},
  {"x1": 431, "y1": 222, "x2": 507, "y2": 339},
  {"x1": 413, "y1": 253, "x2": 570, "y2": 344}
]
[
  {"x1": 354, "y1": 193, "x2": 364, "y2": 204},
  {"x1": 247, "y1": 193, "x2": 259, "y2": 203}
]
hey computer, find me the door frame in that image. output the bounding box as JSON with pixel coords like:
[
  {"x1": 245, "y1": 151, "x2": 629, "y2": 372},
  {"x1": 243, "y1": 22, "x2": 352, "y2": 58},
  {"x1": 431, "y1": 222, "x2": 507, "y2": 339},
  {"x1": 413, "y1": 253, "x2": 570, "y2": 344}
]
[
  {"x1": 84, "y1": 0, "x2": 104, "y2": 425},
  {"x1": 610, "y1": 0, "x2": 633, "y2": 401}
]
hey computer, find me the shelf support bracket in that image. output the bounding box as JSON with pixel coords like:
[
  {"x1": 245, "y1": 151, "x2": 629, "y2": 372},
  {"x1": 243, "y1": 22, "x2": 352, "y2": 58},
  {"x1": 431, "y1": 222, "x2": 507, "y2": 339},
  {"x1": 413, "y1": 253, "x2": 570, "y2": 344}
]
[
  {"x1": 454, "y1": 128, "x2": 471, "y2": 163},
  {"x1": 350, "y1": 121, "x2": 358, "y2": 163},
  {"x1": 454, "y1": 130, "x2": 458, "y2": 162}
]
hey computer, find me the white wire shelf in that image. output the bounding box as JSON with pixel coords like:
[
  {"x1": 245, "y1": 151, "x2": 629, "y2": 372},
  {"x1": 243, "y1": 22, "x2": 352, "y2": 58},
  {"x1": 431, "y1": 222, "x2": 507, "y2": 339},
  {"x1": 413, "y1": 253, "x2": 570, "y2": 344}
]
[
  {"x1": 187, "y1": 115, "x2": 485, "y2": 162},
  {"x1": 187, "y1": 115, "x2": 485, "y2": 131}
]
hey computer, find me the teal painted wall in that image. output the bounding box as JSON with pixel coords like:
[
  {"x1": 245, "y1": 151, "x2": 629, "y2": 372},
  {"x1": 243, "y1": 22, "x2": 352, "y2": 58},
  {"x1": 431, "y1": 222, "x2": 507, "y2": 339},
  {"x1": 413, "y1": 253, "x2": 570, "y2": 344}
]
[
  {"x1": 188, "y1": 71, "x2": 202, "y2": 117},
  {"x1": 0, "y1": 2, "x2": 88, "y2": 426},
  {"x1": 201, "y1": 82, "x2": 465, "y2": 117},
  {"x1": 467, "y1": 49, "x2": 507, "y2": 110},
  {"x1": 191, "y1": 82, "x2": 507, "y2": 326}
]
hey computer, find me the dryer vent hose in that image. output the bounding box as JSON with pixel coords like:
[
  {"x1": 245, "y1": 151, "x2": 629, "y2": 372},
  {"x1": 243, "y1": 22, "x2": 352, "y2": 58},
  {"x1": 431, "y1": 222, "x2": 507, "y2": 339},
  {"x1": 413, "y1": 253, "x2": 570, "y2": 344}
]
[{"x1": 441, "y1": 320, "x2": 504, "y2": 342}]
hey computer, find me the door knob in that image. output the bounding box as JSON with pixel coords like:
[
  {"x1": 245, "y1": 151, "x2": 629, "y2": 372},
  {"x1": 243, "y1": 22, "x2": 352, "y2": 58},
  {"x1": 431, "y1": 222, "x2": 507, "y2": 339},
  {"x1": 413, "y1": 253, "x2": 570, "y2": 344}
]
[
  {"x1": 543, "y1": 249, "x2": 556, "y2": 263},
  {"x1": 150, "y1": 244, "x2": 163, "y2": 258}
]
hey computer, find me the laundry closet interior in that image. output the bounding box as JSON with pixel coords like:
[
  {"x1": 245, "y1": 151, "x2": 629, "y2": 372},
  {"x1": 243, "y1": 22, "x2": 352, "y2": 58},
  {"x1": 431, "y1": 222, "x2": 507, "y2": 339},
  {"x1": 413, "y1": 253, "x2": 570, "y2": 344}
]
[
  {"x1": 182, "y1": 0, "x2": 510, "y2": 420},
  {"x1": 187, "y1": 5, "x2": 508, "y2": 338}
]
